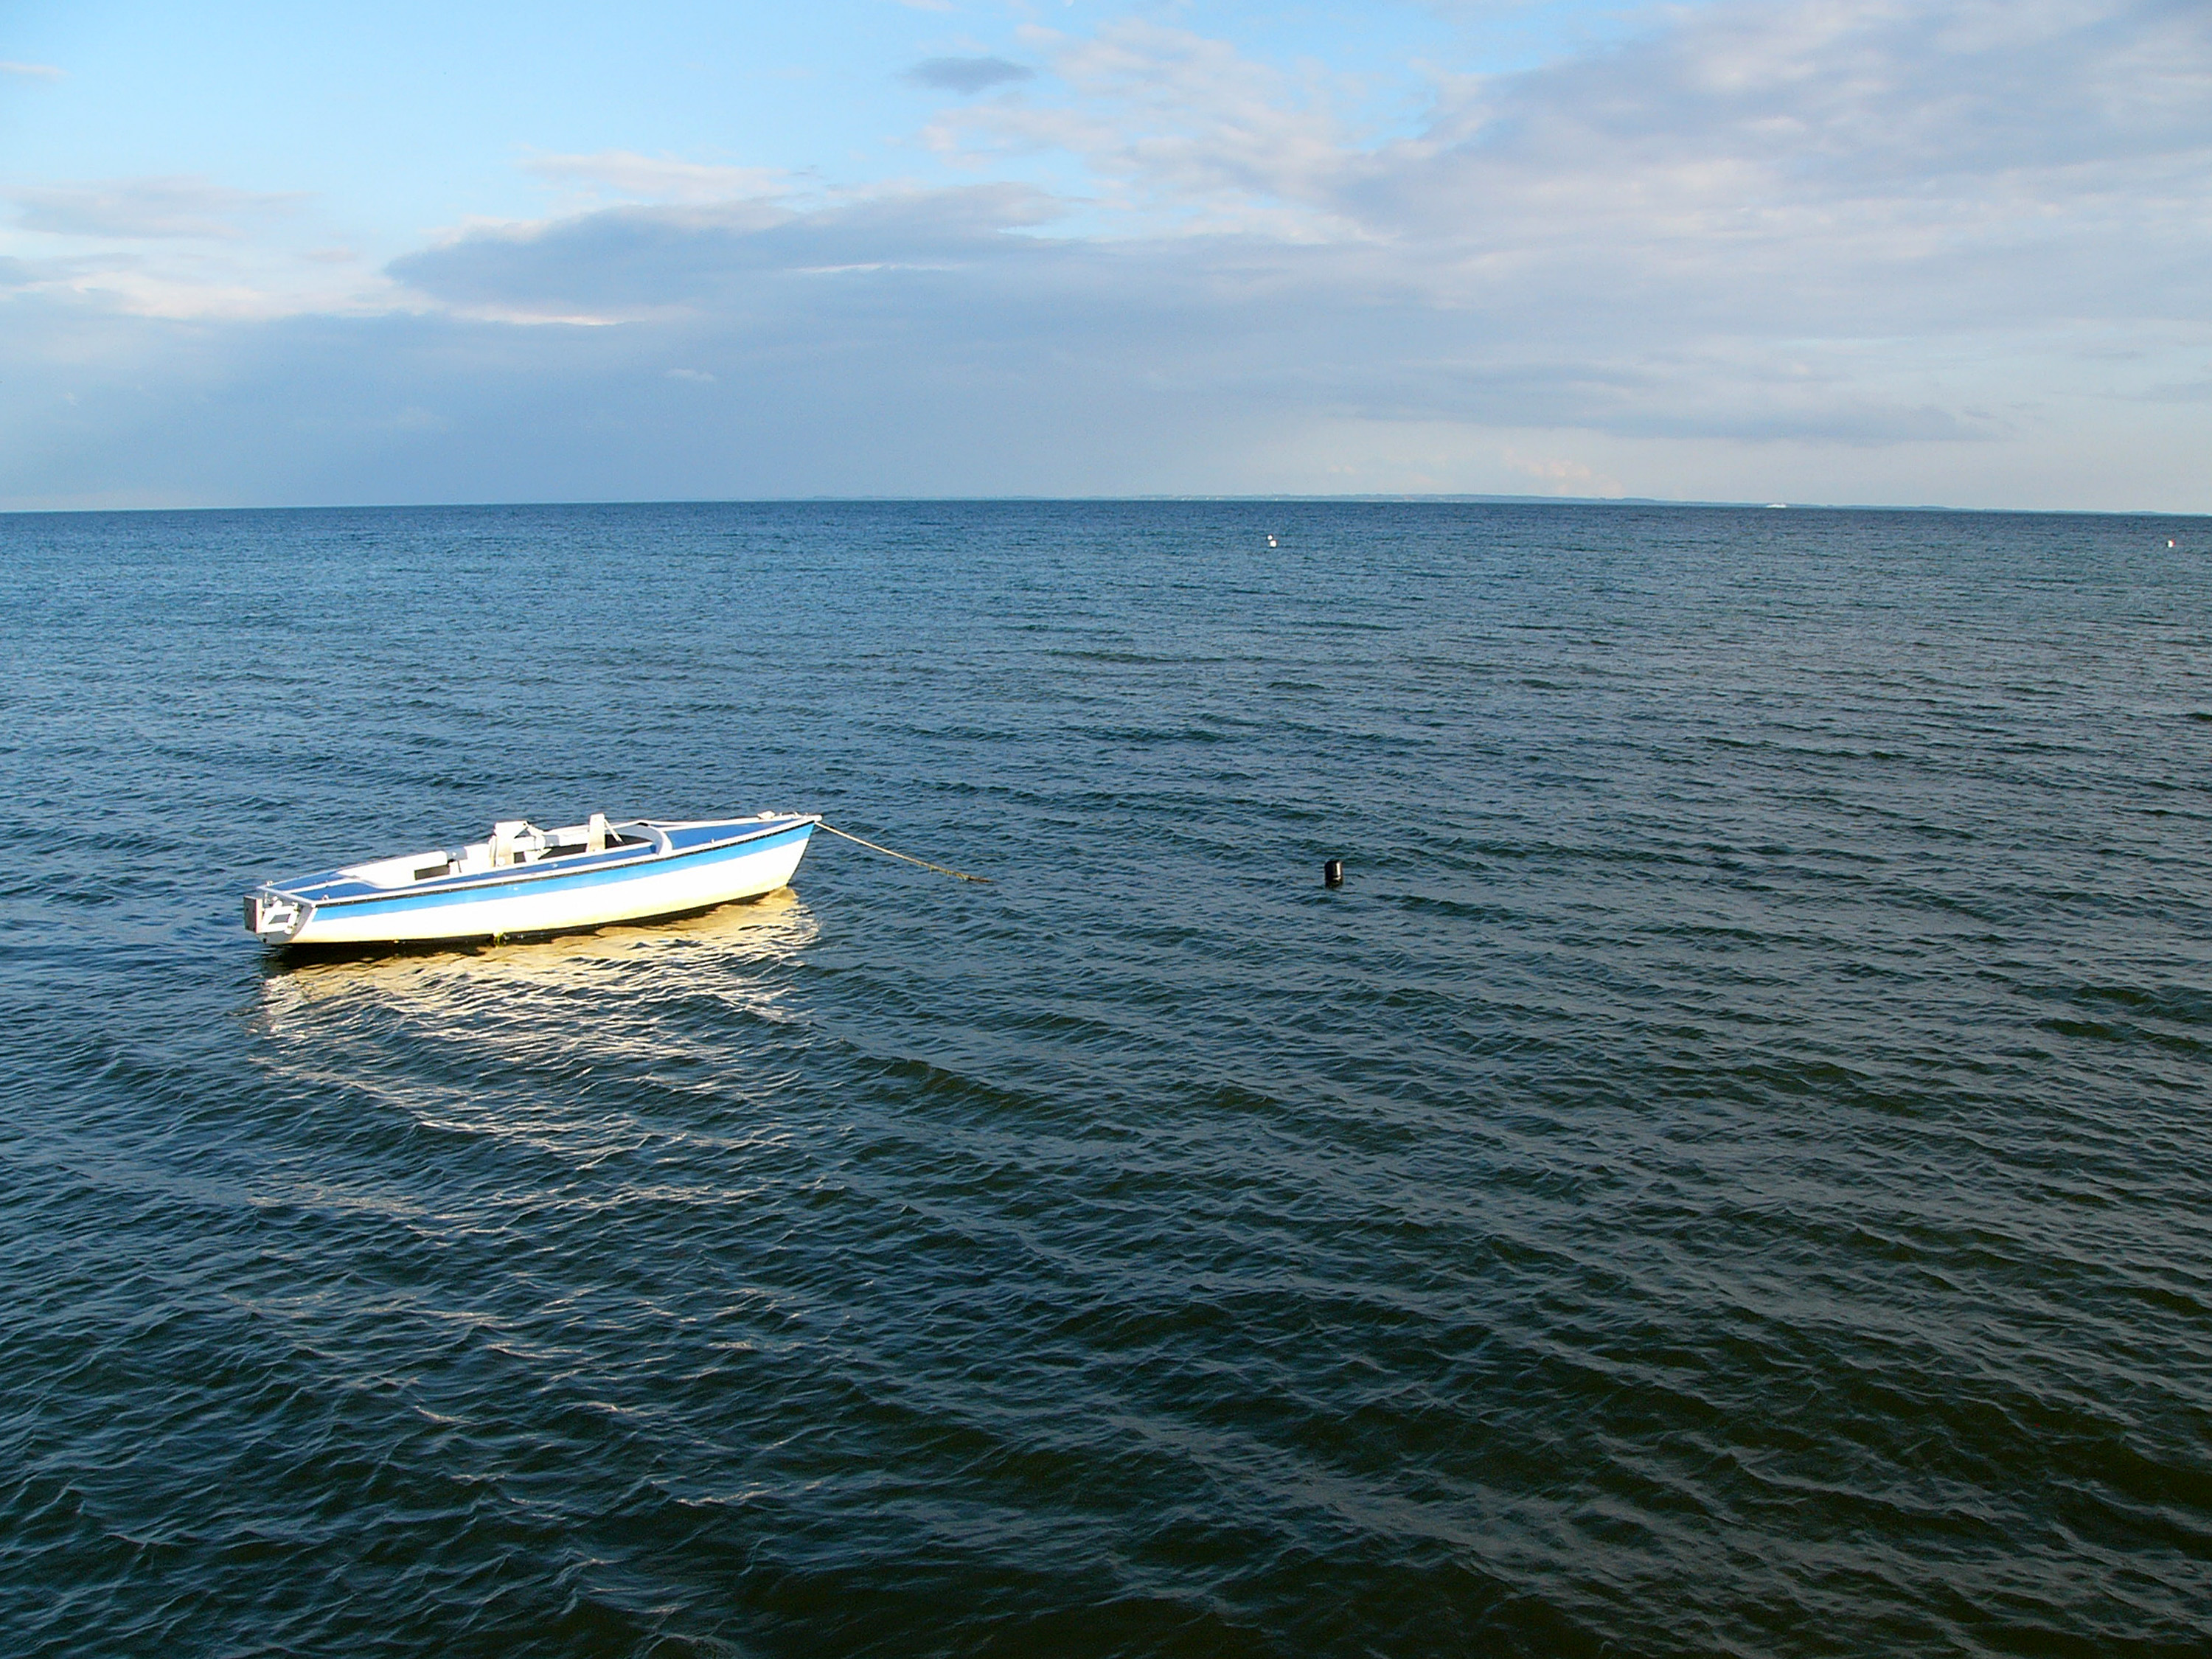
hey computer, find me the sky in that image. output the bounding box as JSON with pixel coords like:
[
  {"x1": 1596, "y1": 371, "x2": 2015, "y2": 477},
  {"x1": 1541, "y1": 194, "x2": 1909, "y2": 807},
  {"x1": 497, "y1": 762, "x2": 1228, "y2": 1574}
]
[{"x1": 1, "y1": 0, "x2": 2207, "y2": 511}]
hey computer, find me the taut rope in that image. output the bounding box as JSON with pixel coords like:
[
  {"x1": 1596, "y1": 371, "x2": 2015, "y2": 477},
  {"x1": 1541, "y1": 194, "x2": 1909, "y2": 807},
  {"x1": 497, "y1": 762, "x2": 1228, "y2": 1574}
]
[{"x1": 815, "y1": 821, "x2": 994, "y2": 883}]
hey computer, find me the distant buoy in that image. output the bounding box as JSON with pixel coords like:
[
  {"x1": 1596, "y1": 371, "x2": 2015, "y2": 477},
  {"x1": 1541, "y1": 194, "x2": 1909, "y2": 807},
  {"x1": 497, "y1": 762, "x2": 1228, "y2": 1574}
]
[
  {"x1": 1267, "y1": 534, "x2": 1278, "y2": 547},
  {"x1": 2169, "y1": 539, "x2": 2177, "y2": 549},
  {"x1": 1324, "y1": 858, "x2": 1344, "y2": 888}
]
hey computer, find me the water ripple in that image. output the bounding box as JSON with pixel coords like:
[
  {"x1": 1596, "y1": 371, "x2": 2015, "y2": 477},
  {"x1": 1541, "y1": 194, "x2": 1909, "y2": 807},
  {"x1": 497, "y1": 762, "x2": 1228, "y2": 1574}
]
[{"x1": 4, "y1": 502, "x2": 2211, "y2": 1657}]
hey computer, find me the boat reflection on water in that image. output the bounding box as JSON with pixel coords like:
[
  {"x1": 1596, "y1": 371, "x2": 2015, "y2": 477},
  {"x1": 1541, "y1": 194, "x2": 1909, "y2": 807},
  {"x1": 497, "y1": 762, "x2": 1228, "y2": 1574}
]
[
  {"x1": 253, "y1": 891, "x2": 823, "y2": 1135},
  {"x1": 264, "y1": 886, "x2": 818, "y2": 997}
]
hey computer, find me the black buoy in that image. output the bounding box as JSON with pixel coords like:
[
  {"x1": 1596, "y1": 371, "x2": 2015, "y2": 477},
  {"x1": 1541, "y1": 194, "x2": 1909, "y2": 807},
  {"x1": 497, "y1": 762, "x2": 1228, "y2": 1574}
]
[{"x1": 1324, "y1": 858, "x2": 1344, "y2": 888}]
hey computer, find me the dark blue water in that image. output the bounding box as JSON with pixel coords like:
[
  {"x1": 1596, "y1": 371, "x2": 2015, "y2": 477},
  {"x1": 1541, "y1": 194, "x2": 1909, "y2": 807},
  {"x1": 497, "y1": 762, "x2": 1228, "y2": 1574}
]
[{"x1": 4, "y1": 501, "x2": 2210, "y2": 1658}]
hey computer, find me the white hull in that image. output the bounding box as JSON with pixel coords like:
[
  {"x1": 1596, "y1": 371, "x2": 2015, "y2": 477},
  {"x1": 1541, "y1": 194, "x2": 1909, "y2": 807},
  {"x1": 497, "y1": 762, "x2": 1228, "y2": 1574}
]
[
  {"x1": 248, "y1": 814, "x2": 817, "y2": 949},
  {"x1": 296, "y1": 835, "x2": 810, "y2": 946}
]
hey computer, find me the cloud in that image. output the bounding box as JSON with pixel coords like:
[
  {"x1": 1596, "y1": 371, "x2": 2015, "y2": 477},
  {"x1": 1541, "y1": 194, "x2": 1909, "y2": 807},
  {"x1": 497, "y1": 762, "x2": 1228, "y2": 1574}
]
[
  {"x1": 389, "y1": 184, "x2": 1062, "y2": 318},
  {"x1": 933, "y1": 22, "x2": 1357, "y2": 232},
  {"x1": 0, "y1": 265, "x2": 2200, "y2": 512},
  {"x1": 0, "y1": 60, "x2": 63, "y2": 80},
  {"x1": 2138, "y1": 372, "x2": 2212, "y2": 402},
  {"x1": 915, "y1": 0, "x2": 2212, "y2": 361},
  {"x1": 372, "y1": 173, "x2": 2034, "y2": 448},
  {"x1": 903, "y1": 55, "x2": 1036, "y2": 94},
  {"x1": 1504, "y1": 448, "x2": 1626, "y2": 498},
  {"x1": 521, "y1": 150, "x2": 790, "y2": 204},
  {"x1": 8, "y1": 175, "x2": 307, "y2": 240},
  {"x1": 1341, "y1": 0, "x2": 2212, "y2": 290}
]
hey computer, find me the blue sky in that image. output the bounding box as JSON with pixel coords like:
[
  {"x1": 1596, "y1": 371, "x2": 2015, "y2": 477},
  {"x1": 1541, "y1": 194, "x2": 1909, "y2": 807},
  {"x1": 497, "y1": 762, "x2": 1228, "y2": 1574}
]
[{"x1": 3, "y1": 0, "x2": 2208, "y2": 510}]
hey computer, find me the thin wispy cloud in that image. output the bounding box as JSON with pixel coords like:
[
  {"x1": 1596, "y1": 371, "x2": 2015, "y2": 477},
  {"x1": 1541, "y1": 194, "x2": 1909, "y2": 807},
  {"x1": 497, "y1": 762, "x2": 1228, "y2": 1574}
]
[
  {"x1": 9, "y1": 175, "x2": 306, "y2": 240},
  {"x1": 521, "y1": 150, "x2": 791, "y2": 205},
  {"x1": 929, "y1": 22, "x2": 1361, "y2": 233},
  {"x1": 0, "y1": 60, "x2": 63, "y2": 80},
  {"x1": 903, "y1": 56, "x2": 1036, "y2": 94}
]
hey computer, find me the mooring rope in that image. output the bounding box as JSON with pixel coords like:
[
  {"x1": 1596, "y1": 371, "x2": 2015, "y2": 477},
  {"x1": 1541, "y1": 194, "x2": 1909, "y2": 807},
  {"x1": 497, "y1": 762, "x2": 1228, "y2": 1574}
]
[{"x1": 815, "y1": 820, "x2": 994, "y2": 883}]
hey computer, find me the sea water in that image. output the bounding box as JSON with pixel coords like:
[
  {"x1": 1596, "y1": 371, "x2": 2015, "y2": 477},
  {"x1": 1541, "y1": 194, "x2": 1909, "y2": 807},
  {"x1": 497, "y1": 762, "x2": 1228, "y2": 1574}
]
[{"x1": 2, "y1": 501, "x2": 2208, "y2": 1656}]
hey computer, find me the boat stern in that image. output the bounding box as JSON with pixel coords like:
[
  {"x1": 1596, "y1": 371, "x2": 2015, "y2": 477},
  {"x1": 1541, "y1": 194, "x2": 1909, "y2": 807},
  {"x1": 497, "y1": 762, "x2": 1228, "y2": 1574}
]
[{"x1": 244, "y1": 886, "x2": 313, "y2": 945}]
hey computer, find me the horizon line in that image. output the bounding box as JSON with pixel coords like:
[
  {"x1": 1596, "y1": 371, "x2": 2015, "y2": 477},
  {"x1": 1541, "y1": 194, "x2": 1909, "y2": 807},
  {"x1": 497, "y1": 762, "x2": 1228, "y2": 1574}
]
[{"x1": 2, "y1": 493, "x2": 2207, "y2": 520}]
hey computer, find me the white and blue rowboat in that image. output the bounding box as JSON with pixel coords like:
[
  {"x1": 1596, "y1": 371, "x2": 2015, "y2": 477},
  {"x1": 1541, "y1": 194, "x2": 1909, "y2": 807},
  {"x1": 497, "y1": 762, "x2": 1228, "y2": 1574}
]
[{"x1": 244, "y1": 812, "x2": 818, "y2": 948}]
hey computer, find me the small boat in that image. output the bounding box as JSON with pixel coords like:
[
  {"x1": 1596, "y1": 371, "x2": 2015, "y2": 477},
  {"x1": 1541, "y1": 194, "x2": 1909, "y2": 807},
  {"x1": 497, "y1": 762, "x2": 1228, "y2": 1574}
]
[{"x1": 244, "y1": 811, "x2": 818, "y2": 948}]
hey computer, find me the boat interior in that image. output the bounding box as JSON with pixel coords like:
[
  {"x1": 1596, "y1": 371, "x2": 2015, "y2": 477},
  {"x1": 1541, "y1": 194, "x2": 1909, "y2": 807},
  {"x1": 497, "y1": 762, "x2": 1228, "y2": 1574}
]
[{"x1": 346, "y1": 814, "x2": 656, "y2": 889}]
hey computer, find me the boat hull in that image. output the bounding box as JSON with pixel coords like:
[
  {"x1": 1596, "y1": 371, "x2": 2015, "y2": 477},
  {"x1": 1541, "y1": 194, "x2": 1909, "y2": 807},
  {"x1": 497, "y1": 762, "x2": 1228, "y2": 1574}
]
[{"x1": 250, "y1": 818, "x2": 815, "y2": 948}]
